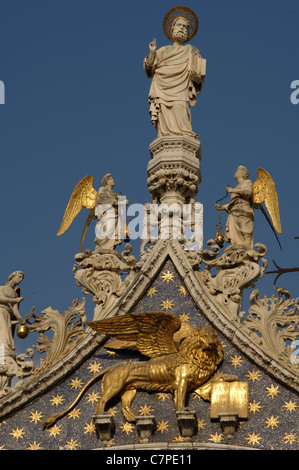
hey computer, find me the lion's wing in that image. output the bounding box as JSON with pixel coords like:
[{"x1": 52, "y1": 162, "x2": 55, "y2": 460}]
[{"x1": 88, "y1": 311, "x2": 182, "y2": 358}]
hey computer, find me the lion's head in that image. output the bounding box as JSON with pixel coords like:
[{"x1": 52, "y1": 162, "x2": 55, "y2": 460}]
[{"x1": 180, "y1": 324, "x2": 223, "y2": 375}]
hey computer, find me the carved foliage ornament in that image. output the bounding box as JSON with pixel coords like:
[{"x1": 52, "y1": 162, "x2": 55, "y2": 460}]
[
  {"x1": 243, "y1": 287, "x2": 299, "y2": 373},
  {"x1": 25, "y1": 299, "x2": 86, "y2": 375},
  {"x1": 200, "y1": 240, "x2": 299, "y2": 374}
]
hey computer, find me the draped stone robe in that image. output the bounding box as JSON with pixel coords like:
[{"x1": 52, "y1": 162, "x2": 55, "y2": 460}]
[
  {"x1": 144, "y1": 44, "x2": 203, "y2": 138},
  {"x1": 0, "y1": 285, "x2": 18, "y2": 358},
  {"x1": 225, "y1": 180, "x2": 254, "y2": 250}
]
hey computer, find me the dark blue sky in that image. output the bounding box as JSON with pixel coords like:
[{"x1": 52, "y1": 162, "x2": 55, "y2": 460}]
[{"x1": 0, "y1": 0, "x2": 298, "y2": 354}]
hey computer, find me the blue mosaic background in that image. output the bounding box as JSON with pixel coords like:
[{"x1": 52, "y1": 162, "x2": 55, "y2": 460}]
[{"x1": 0, "y1": 259, "x2": 298, "y2": 449}]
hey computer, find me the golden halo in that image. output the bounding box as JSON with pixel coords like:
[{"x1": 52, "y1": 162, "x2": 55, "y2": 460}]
[{"x1": 163, "y1": 6, "x2": 198, "y2": 42}]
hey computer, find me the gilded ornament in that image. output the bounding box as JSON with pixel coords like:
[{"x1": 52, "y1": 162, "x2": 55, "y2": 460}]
[
  {"x1": 16, "y1": 324, "x2": 29, "y2": 339},
  {"x1": 215, "y1": 226, "x2": 225, "y2": 248}
]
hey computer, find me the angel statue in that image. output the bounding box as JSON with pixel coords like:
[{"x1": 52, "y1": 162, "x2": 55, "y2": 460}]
[
  {"x1": 215, "y1": 166, "x2": 282, "y2": 250},
  {"x1": 43, "y1": 312, "x2": 226, "y2": 427},
  {"x1": 144, "y1": 6, "x2": 206, "y2": 139},
  {"x1": 57, "y1": 174, "x2": 128, "y2": 253}
]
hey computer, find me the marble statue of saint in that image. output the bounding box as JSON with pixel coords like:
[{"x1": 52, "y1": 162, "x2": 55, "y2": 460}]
[
  {"x1": 144, "y1": 8, "x2": 205, "y2": 139},
  {"x1": 215, "y1": 166, "x2": 255, "y2": 250},
  {"x1": 0, "y1": 271, "x2": 25, "y2": 360}
]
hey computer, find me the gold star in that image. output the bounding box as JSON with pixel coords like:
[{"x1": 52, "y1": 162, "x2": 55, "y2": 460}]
[
  {"x1": 173, "y1": 435, "x2": 185, "y2": 442},
  {"x1": 160, "y1": 298, "x2": 175, "y2": 312},
  {"x1": 161, "y1": 271, "x2": 175, "y2": 283},
  {"x1": 26, "y1": 441, "x2": 42, "y2": 450},
  {"x1": 249, "y1": 400, "x2": 262, "y2": 414},
  {"x1": 65, "y1": 438, "x2": 80, "y2": 450},
  {"x1": 284, "y1": 433, "x2": 297, "y2": 445},
  {"x1": 157, "y1": 393, "x2": 171, "y2": 401},
  {"x1": 197, "y1": 418, "x2": 207, "y2": 431},
  {"x1": 47, "y1": 424, "x2": 62, "y2": 438},
  {"x1": 10, "y1": 427, "x2": 25, "y2": 441},
  {"x1": 229, "y1": 355, "x2": 243, "y2": 368},
  {"x1": 179, "y1": 312, "x2": 190, "y2": 322},
  {"x1": 107, "y1": 406, "x2": 118, "y2": 416},
  {"x1": 120, "y1": 422, "x2": 134, "y2": 435},
  {"x1": 0, "y1": 445, "x2": 6, "y2": 450},
  {"x1": 106, "y1": 349, "x2": 118, "y2": 357},
  {"x1": 86, "y1": 391, "x2": 100, "y2": 404},
  {"x1": 246, "y1": 431, "x2": 261, "y2": 446},
  {"x1": 156, "y1": 419, "x2": 170, "y2": 433},
  {"x1": 208, "y1": 432, "x2": 223, "y2": 443},
  {"x1": 138, "y1": 404, "x2": 154, "y2": 416},
  {"x1": 266, "y1": 384, "x2": 280, "y2": 398},
  {"x1": 147, "y1": 287, "x2": 158, "y2": 297},
  {"x1": 84, "y1": 421, "x2": 96, "y2": 435},
  {"x1": 178, "y1": 285, "x2": 186, "y2": 296},
  {"x1": 69, "y1": 377, "x2": 84, "y2": 390},
  {"x1": 68, "y1": 408, "x2": 81, "y2": 420},
  {"x1": 87, "y1": 360, "x2": 102, "y2": 374},
  {"x1": 50, "y1": 393, "x2": 65, "y2": 407},
  {"x1": 106, "y1": 438, "x2": 115, "y2": 447},
  {"x1": 246, "y1": 369, "x2": 262, "y2": 383},
  {"x1": 266, "y1": 416, "x2": 280, "y2": 429},
  {"x1": 283, "y1": 400, "x2": 297, "y2": 413},
  {"x1": 29, "y1": 410, "x2": 44, "y2": 424}
]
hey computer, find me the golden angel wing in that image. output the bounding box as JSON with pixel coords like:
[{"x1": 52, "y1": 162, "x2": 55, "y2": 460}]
[
  {"x1": 57, "y1": 175, "x2": 98, "y2": 236},
  {"x1": 252, "y1": 168, "x2": 282, "y2": 234},
  {"x1": 88, "y1": 311, "x2": 182, "y2": 358}
]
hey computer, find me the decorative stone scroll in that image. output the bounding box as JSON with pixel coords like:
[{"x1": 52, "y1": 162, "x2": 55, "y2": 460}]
[{"x1": 198, "y1": 241, "x2": 268, "y2": 324}]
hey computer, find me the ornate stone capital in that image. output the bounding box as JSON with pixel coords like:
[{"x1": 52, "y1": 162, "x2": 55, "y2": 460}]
[{"x1": 147, "y1": 136, "x2": 201, "y2": 204}]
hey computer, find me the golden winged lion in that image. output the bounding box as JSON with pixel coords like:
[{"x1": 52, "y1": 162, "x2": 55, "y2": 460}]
[
  {"x1": 43, "y1": 312, "x2": 224, "y2": 428},
  {"x1": 215, "y1": 166, "x2": 282, "y2": 250}
]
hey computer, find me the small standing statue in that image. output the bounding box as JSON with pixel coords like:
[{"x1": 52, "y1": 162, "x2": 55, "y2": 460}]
[
  {"x1": 215, "y1": 166, "x2": 282, "y2": 250},
  {"x1": 0, "y1": 271, "x2": 25, "y2": 362},
  {"x1": 144, "y1": 6, "x2": 206, "y2": 139}
]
